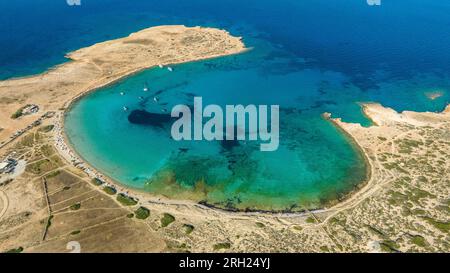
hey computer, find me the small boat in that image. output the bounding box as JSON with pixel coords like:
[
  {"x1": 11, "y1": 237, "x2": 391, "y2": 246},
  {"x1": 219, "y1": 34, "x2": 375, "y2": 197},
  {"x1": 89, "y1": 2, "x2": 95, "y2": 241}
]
[
  {"x1": 138, "y1": 96, "x2": 144, "y2": 100},
  {"x1": 161, "y1": 108, "x2": 167, "y2": 113},
  {"x1": 120, "y1": 92, "x2": 125, "y2": 96},
  {"x1": 158, "y1": 64, "x2": 164, "y2": 68},
  {"x1": 167, "y1": 67, "x2": 173, "y2": 72},
  {"x1": 123, "y1": 106, "x2": 129, "y2": 111},
  {"x1": 153, "y1": 97, "x2": 159, "y2": 103}
]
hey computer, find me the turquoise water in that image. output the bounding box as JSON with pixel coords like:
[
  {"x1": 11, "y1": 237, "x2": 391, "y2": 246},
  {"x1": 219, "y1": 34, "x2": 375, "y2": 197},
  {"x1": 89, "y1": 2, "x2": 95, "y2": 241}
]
[
  {"x1": 3, "y1": 1, "x2": 450, "y2": 211},
  {"x1": 65, "y1": 52, "x2": 369, "y2": 210}
]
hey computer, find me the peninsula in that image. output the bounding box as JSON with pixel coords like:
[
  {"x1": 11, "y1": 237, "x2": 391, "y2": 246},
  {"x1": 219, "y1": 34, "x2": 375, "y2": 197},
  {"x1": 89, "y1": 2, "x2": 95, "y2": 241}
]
[{"x1": 0, "y1": 25, "x2": 246, "y2": 144}]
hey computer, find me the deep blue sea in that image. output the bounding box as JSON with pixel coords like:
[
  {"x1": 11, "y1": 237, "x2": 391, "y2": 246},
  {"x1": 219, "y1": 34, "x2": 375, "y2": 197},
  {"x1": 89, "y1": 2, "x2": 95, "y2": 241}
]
[{"x1": 2, "y1": 0, "x2": 449, "y2": 210}]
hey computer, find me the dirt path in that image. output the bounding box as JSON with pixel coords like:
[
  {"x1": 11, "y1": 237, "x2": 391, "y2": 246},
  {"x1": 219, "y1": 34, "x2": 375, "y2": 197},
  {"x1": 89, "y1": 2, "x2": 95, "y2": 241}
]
[{"x1": 0, "y1": 190, "x2": 9, "y2": 219}]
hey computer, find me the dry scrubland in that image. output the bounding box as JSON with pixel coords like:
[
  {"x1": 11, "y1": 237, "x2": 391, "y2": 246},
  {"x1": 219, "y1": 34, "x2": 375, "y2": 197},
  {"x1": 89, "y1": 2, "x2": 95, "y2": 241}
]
[
  {"x1": 0, "y1": 25, "x2": 448, "y2": 253},
  {"x1": 0, "y1": 129, "x2": 165, "y2": 252}
]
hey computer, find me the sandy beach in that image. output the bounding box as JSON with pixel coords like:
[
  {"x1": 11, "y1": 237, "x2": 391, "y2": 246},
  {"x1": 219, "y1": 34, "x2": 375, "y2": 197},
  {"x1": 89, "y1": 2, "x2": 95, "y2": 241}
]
[{"x1": 0, "y1": 24, "x2": 248, "y2": 208}]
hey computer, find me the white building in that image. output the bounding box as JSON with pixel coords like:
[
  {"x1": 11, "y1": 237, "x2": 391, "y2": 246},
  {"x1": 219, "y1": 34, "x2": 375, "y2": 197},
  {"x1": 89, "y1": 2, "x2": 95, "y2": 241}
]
[
  {"x1": 22, "y1": 104, "x2": 39, "y2": 115},
  {"x1": 0, "y1": 159, "x2": 17, "y2": 174}
]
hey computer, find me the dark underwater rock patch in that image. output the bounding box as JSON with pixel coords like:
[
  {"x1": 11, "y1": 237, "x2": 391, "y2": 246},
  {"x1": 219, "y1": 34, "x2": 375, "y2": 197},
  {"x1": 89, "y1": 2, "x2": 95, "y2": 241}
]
[{"x1": 128, "y1": 109, "x2": 175, "y2": 128}]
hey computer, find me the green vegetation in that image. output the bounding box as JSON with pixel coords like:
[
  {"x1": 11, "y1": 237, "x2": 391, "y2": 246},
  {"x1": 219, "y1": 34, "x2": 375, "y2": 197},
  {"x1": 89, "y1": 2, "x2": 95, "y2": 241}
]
[
  {"x1": 382, "y1": 162, "x2": 408, "y2": 174},
  {"x1": 70, "y1": 230, "x2": 81, "y2": 235},
  {"x1": 19, "y1": 133, "x2": 36, "y2": 147},
  {"x1": 49, "y1": 155, "x2": 64, "y2": 167},
  {"x1": 103, "y1": 186, "x2": 117, "y2": 195},
  {"x1": 387, "y1": 190, "x2": 408, "y2": 206},
  {"x1": 40, "y1": 144, "x2": 55, "y2": 157},
  {"x1": 46, "y1": 215, "x2": 54, "y2": 230},
  {"x1": 320, "y1": 246, "x2": 330, "y2": 252},
  {"x1": 417, "y1": 176, "x2": 427, "y2": 183},
  {"x1": 26, "y1": 159, "x2": 58, "y2": 175},
  {"x1": 305, "y1": 216, "x2": 316, "y2": 224},
  {"x1": 11, "y1": 108, "x2": 24, "y2": 119},
  {"x1": 395, "y1": 139, "x2": 423, "y2": 154},
  {"x1": 329, "y1": 217, "x2": 343, "y2": 225},
  {"x1": 11, "y1": 111, "x2": 23, "y2": 119},
  {"x1": 411, "y1": 235, "x2": 427, "y2": 248},
  {"x1": 380, "y1": 240, "x2": 399, "y2": 253},
  {"x1": 183, "y1": 224, "x2": 195, "y2": 234},
  {"x1": 177, "y1": 243, "x2": 189, "y2": 250},
  {"x1": 407, "y1": 188, "x2": 434, "y2": 204},
  {"x1": 116, "y1": 193, "x2": 137, "y2": 206},
  {"x1": 126, "y1": 213, "x2": 134, "y2": 218},
  {"x1": 11, "y1": 104, "x2": 38, "y2": 119},
  {"x1": 134, "y1": 207, "x2": 150, "y2": 220},
  {"x1": 367, "y1": 225, "x2": 385, "y2": 236},
  {"x1": 412, "y1": 208, "x2": 426, "y2": 216},
  {"x1": 70, "y1": 203, "x2": 81, "y2": 211},
  {"x1": 5, "y1": 247, "x2": 23, "y2": 253},
  {"x1": 38, "y1": 125, "x2": 54, "y2": 133},
  {"x1": 91, "y1": 178, "x2": 103, "y2": 186},
  {"x1": 161, "y1": 213, "x2": 176, "y2": 227},
  {"x1": 213, "y1": 242, "x2": 231, "y2": 251},
  {"x1": 46, "y1": 170, "x2": 61, "y2": 179},
  {"x1": 424, "y1": 218, "x2": 450, "y2": 233}
]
